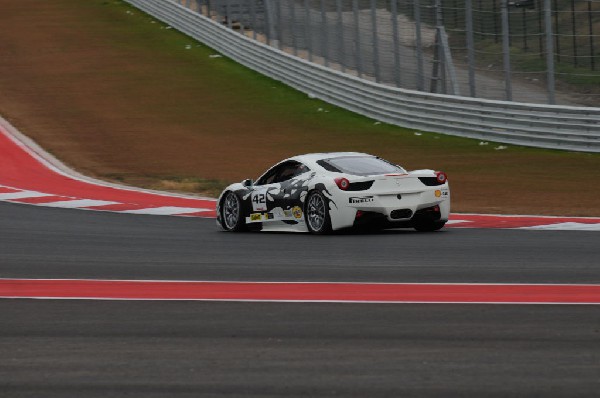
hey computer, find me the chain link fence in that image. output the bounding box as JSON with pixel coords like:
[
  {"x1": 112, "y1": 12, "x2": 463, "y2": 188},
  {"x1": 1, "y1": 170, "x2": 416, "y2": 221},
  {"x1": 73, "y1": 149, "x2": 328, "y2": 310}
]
[{"x1": 176, "y1": 0, "x2": 600, "y2": 106}]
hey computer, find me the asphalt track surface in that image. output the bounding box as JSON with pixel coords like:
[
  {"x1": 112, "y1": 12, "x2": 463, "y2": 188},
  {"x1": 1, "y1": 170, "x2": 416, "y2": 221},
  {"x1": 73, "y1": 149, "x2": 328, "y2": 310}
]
[
  {"x1": 2, "y1": 201, "x2": 600, "y2": 397},
  {"x1": 2, "y1": 201, "x2": 599, "y2": 284}
]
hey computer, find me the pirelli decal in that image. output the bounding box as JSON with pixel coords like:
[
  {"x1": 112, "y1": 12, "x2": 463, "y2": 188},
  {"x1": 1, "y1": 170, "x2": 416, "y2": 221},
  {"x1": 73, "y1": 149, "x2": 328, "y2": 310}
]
[{"x1": 349, "y1": 196, "x2": 374, "y2": 204}]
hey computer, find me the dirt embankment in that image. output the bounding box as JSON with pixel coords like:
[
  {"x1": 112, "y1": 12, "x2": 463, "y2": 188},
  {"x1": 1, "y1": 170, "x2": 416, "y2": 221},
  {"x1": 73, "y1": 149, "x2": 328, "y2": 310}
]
[{"x1": 0, "y1": 0, "x2": 599, "y2": 216}]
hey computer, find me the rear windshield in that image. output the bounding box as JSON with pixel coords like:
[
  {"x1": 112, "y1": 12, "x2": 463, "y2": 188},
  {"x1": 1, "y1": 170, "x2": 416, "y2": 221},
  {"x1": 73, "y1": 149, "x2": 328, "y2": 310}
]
[{"x1": 317, "y1": 156, "x2": 406, "y2": 176}]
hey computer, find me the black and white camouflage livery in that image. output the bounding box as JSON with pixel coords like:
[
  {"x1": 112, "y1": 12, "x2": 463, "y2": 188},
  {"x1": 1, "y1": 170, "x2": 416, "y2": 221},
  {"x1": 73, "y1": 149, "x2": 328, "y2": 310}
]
[{"x1": 217, "y1": 152, "x2": 450, "y2": 234}]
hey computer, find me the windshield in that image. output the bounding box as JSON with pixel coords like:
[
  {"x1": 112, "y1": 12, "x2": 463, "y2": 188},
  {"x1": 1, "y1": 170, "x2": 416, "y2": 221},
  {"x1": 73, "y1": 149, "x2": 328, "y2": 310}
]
[{"x1": 317, "y1": 156, "x2": 406, "y2": 176}]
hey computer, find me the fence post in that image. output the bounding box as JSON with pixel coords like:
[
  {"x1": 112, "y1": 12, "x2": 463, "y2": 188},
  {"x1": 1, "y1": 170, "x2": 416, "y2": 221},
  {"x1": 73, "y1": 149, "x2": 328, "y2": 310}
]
[
  {"x1": 538, "y1": 0, "x2": 543, "y2": 57},
  {"x1": 264, "y1": 0, "x2": 272, "y2": 45},
  {"x1": 571, "y1": 0, "x2": 578, "y2": 67},
  {"x1": 414, "y1": 0, "x2": 424, "y2": 91},
  {"x1": 304, "y1": 0, "x2": 313, "y2": 62},
  {"x1": 435, "y1": 0, "x2": 446, "y2": 93},
  {"x1": 321, "y1": 0, "x2": 329, "y2": 67},
  {"x1": 544, "y1": 0, "x2": 556, "y2": 104},
  {"x1": 391, "y1": 0, "x2": 402, "y2": 87},
  {"x1": 353, "y1": 0, "x2": 363, "y2": 78},
  {"x1": 276, "y1": 0, "x2": 283, "y2": 50},
  {"x1": 238, "y1": 0, "x2": 245, "y2": 35},
  {"x1": 291, "y1": 0, "x2": 298, "y2": 56},
  {"x1": 589, "y1": 0, "x2": 595, "y2": 71},
  {"x1": 501, "y1": 0, "x2": 513, "y2": 101},
  {"x1": 336, "y1": 0, "x2": 345, "y2": 72},
  {"x1": 250, "y1": 0, "x2": 256, "y2": 40},
  {"x1": 553, "y1": 0, "x2": 560, "y2": 62},
  {"x1": 371, "y1": 0, "x2": 381, "y2": 82},
  {"x1": 225, "y1": 0, "x2": 232, "y2": 29},
  {"x1": 465, "y1": 0, "x2": 476, "y2": 97},
  {"x1": 268, "y1": 0, "x2": 280, "y2": 49}
]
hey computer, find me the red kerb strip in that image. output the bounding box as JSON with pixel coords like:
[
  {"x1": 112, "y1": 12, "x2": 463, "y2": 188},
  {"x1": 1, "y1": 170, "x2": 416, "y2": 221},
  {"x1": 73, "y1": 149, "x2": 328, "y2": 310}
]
[
  {"x1": 0, "y1": 187, "x2": 21, "y2": 194},
  {"x1": 11, "y1": 196, "x2": 76, "y2": 204},
  {"x1": 1, "y1": 279, "x2": 599, "y2": 304}
]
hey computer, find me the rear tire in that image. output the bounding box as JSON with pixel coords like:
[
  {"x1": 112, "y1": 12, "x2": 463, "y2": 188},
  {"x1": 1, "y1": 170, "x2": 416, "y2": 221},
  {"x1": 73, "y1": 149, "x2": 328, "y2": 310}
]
[
  {"x1": 219, "y1": 191, "x2": 246, "y2": 232},
  {"x1": 305, "y1": 191, "x2": 332, "y2": 235},
  {"x1": 414, "y1": 220, "x2": 446, "y2": 232}
]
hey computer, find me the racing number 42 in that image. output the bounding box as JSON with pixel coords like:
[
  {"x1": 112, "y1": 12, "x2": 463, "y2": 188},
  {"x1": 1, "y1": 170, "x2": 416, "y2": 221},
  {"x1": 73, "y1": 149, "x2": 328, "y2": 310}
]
[
  {"x1": 251, "y1": 191, "x2": 267, "y2": 211},
  {"x1": 253, "y1": 194, "x2": 266, "y2": 205}
]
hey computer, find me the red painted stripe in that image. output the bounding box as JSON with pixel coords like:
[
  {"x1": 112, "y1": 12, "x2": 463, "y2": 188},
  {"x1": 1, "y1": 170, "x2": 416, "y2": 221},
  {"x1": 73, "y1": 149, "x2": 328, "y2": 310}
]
[
  {"x1": 11, "y1": 195, "x2": 76, "y2": 204},
  {"x1": 0, "y1": 186, "x2": 21, "y2": 194},
  {"x1": 1, "y1": 279, "x2": 599, "y2": 304},
  {"x1": 84, "y1": 203, "x2": 162, "y2": 211}
]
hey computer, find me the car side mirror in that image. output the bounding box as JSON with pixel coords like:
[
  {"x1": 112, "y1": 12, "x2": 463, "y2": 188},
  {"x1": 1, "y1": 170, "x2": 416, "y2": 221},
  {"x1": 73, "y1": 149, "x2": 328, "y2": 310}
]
[{"x1": 242, "y1": 179, "x2": 253, "y2": 187}]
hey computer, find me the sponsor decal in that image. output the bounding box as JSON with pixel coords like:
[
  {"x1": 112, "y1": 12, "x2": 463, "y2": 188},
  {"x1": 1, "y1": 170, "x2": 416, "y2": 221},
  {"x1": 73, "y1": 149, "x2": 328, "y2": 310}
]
[
  {"x1": 272, "y1": 208, "x2": 285, "y2": 218},
  {"x1": 265, "y1": 213, "x2": 274, "y2": 220},
  {"x1": 292, "y1": 206, "x2": 303, "y2": 219},
  {"x1": 349, "y1": 196, "x2": 374, "y2": 204},
  {"x1": 250, "y1": 213, "x2": 262, "y2": 221},
  {"x1": 283, "y1": 210, "x2": 293, "y2": 218},
  {"x1": 435, "y1": 190, "x2": 442, "y2": 198}
]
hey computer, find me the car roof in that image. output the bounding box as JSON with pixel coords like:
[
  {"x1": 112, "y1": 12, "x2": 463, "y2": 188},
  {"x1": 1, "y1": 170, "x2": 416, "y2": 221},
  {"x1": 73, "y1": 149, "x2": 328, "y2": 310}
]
[{"x1": 289, "y1": 152, "x2": 373, "y2": 164}]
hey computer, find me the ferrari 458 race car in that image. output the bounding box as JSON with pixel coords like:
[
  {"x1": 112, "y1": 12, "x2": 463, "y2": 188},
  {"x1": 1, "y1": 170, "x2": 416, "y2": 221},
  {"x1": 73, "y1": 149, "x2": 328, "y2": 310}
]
[{"x1": 216, "y1": 152, "x2": 450, "y2": 234}]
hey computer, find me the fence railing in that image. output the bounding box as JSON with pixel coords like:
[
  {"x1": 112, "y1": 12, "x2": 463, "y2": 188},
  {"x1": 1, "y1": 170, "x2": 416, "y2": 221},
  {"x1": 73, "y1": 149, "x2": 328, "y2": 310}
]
[
  {"x1": 176, "y1": 0, "x2": 600, "y2": 107},
  {"x1": 124, "y1": 0, "x2": 600, "y2": 152}
]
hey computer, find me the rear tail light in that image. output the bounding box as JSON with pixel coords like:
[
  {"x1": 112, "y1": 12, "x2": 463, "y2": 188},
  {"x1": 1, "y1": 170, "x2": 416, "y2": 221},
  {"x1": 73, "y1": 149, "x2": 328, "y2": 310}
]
[
  {"x1": 435, "y1": 171, "x2": 447, "y2": 184},
  {"x1": 334, "y1": 177, "x2": 350, "y2": 190}
]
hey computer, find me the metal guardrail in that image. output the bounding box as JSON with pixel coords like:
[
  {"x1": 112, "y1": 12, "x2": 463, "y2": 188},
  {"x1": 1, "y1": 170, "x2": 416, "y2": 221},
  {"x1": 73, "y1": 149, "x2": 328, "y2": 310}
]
[{"x1": 125, "y1": 0, "x2": 600, "y2": 152}]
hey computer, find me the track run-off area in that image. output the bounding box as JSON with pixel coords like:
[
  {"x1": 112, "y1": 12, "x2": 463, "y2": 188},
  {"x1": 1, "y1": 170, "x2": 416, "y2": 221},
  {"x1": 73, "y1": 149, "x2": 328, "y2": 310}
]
[
  {"x1": 2, "y1": 118, "x2": 600, "y2": 395},
  {"x1": 2, "y1": 119, "x2": 600, "y2": 231},
  {"x1": 1, "y1": 117, "x2": 600, "y2": 305}
]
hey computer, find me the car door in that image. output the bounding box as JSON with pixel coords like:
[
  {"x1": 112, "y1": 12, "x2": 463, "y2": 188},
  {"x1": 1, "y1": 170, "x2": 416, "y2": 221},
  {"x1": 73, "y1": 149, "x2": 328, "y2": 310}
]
[{"x1": 251, "y1": 160, "x2": 311, "y2": 219}]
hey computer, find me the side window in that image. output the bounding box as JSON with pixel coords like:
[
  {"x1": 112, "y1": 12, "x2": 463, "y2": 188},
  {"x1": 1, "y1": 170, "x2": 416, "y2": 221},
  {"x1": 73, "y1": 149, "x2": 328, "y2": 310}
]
[
  {"x1": 256, "y1": 161, "x2": 310, "y2": 185},
  {"x1": 275, "y1": 161, "x2": 309, "y2": 183},
  {"x1": 256, "y1": 166, "x2": 281, "y2": 185}
]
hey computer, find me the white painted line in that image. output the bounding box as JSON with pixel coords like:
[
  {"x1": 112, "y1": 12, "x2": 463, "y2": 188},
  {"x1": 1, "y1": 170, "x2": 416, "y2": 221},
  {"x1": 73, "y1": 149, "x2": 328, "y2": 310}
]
[
  {"x1": 42, "y1": 199, "x2": 120, "y2": 208},
  {"x1": 2, "y1": 297, "x2": 599, "y2": 305},
  {"x1": 455, "y1": 212, "x2": 600, "y2": 220},
  {"x1": 521, "y1": 222, "x2": 600, "y2": 231},
  {"x1": 446, "y1": 219, "x2": 472, "y2": 225},
  {"x1": 0, "y1": 191, "x2": 53, "y2": 200},
  {"x1": 121, "y1": 206, "x2": 213, "y2": 215},
  {"x1": 5, "y1": 277, "x2": 600, "y2": 287}
]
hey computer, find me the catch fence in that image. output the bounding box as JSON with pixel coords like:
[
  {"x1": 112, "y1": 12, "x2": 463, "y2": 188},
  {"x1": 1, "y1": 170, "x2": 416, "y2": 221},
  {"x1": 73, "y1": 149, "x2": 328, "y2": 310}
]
[
  {"x1": 178, "y1": 0, "x2": 600, "y2": 106},
  {"x1": 125, "y1": 0, "x2": 600, "y2": 152}
]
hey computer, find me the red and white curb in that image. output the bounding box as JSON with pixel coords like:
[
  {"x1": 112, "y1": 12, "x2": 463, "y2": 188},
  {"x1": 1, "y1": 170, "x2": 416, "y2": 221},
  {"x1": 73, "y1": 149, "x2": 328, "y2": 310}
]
[
  {"x1": 0, "y1": 183, "x2": 214, "y2": 217},
  {"x1": 0, "y1": 117, "x2": 216, "y2": 217},
  {"x1": 1, "y1": 117, "x2": 599, "y2": 229},
  {"x1": 447, "y1": 214, "x2": 600, "y2": 231},
  {"x1": 1, "y1": 278, "x2": 600, "y2": 304}
]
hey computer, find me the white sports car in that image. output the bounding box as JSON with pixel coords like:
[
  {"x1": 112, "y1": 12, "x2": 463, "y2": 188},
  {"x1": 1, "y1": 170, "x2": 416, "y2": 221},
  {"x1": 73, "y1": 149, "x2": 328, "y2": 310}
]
[{"x1": 216, "y1": 152, "x2": 450, "y2": 234}]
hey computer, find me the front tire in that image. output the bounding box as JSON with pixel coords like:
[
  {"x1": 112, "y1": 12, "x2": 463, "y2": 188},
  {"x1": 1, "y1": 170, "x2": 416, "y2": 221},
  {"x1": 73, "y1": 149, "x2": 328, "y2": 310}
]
[
  {"x1": 219, "y1": 191, "x2": 246, "y2": 232},
  {"x1": 305, "y1": 191, "x2": 332, "y2": 235}
]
